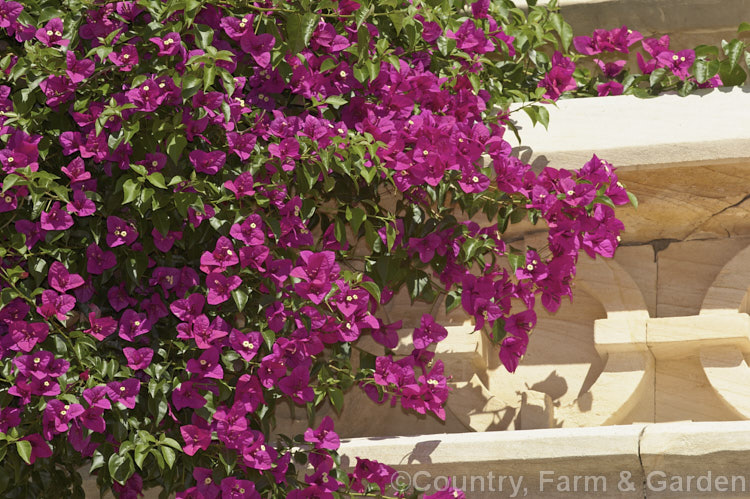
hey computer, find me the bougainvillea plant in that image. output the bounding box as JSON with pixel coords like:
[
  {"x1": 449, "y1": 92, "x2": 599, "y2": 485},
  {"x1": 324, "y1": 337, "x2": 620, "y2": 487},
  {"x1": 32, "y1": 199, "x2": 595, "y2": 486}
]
[
  {"x1": 0, "y1": 0, "x2": 647, "y2": 496},
  {"x1": 566, "y1": 22, "x2": 750, "y2": 96}
]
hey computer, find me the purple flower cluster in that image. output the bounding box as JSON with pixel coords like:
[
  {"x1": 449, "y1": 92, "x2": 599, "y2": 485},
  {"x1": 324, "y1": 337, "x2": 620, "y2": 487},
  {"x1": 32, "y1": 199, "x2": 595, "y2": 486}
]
[
  {"x1": 572, "y1": 27, "x2": 720, "y2": 95},
  {"x1": 0, "y1": 0, "x2": 634, "y2": 496}
]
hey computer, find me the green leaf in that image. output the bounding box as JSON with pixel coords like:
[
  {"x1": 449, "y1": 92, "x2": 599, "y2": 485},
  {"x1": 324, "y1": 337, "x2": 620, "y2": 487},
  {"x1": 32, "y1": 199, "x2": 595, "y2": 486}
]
[
  {"x1": 123, "y1": 179, "x2": 140, "y2": 204},
  {"x1": 352, "y1": 64, "x2": 368, "y2": 83},
  {"x1": 694, "y1": 44, "x2": 719, "y2": 58},
  {"x1": 329, "y1": 388, "x2": 344, "y2": 414},
  {"x1": 90, "y1": 451, "x2": 105, "y2": 473},
  {"x1": 1, "y1": 174, "x2": 24, "y2": 193},
  {"x1": 436, "y1": 36, "x2": 456, "y2": 57},
  {"x1": 134, "y1": 444, "x2": 150, "y2": 469},
  {"x1": 522, "y1": 106, "x2": 538, "y2": 127},
  {"x1": 15, "y1": 440, "x2": 32, "y2": 464},
  {"x1": 166, "y1": 134, "x2": 188, "y2": 165},
  {"x1": 724, "y1": 39, "x2": 745, "y2": 69},
  {"x1": 354, "y1": 3, "x2": 374, "y2": 29},
  {"x1": 203, "y1": 63, "x2": 217, "y2": 90},
  {"x1": 301, "y1": 13, "x2": 320, "y2": 46},
  {"x1": 363, "y1": 220, "x2": 381, "y2": 251},
  {"x1": 627, "y1": 191, "x2": 639, "y2": 209},
  {"x1": 649, "y1": 67, "x2": 669, "y2": 87},
  {"x1": 156, "y1": 397, "x2": 169, "y2": 425},
  {"x1": 389, "y1": 11, "x2": 405, "y2": 34},
  {"x1": 740, "y1": 22, "x2": 750, "y2": 33},
  {"x1": 358, "y1": 280, "x2": 380, "y2": 304},
  {"x1": 357, "y1": 25, "x2": 371, "y2": 62},
  {"x1": 334, "y1": 217, "x2": 347, "y2": 244},
  {"x1": 231, "y1": 287, "x2": 248, "y2": 312},
  {"x1": 536, "y1": 106, "x2": 550, "y2": 130},
  {"x1": 491, "y1": 318, "x2": 507, "y2": 343},
  {"x1": 284, "y1": 14, "x2": 304, "y2": 54},
  {"x1": 719, "y1": 59, "x2": 747, "y2": 86},
  {"x1": 194, "y1": 23, "x2": 214, "y2": 48},
  {"x1": 152, "y1": 211, "x2": 171, "y2": 236},
  {"x1": 693, "y1": 59, "x2": 718, "y2": 84},
  {"x1": 407, "y1": 271, "x2": 429, "y2": 301},
  {"x1": 345, "y1": 206, "x2": 366, "y2": 234},
  {"x1": 677, "y1": 78, "x2": 697, "y2": 97},
  {"x1": 146, "y1": 172, "x2": 167, "y2": 189},
  {"x1": 323, "y1": 95, "x2": 348, "y2": 108},
  {"x1": 594, "y1": 194, "x2": 616, "y2": 210},
  {"x1": 261, "y1": 329, "x2": 276, "y2": 350},
  {"x1": 445, "y1": 290, "x2": 461, "y2": 313},
  {"x1": 507, "y1": 251, "x2": 525, "y2": 272},
  {"x1": 359, "y1": 350, "x2": 376, "y2": 370},
  {"x1": 550, "y1": 13, "x2": 573, "y2": 51},
  {"x1": 385, "y1": 222, "x2": 397, "y2": 251},
  {"x1": 161, "y1": 446, "x2": 176, "y2": 469},
  {"x1": 320, "y1": 58, "x2": 338, "y2": 73},
  {"x1": 160, "y1": 437, "x2": 182, "y2": 451},
  {"x1": 108, "y1": 453, "x2": 134, "y2": 485}
]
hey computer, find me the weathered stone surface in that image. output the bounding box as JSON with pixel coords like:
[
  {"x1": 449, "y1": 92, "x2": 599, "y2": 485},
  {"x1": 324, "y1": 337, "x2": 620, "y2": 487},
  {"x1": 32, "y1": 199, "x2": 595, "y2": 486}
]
[
  {"x1": 700, "y1": 347, "x2": 750, "y2": 420},
  {"x1": 613, "y1": 244, "x2": 657, "y2": 317},
  {"x1": 640, "y1": 421, "x2": 750, "y2": 497},
  {"x1": 656, "y1": 237, "x2": 750, "y2": 317},
  {"x1": 337, "y1": 421, "x2": 750, "y2": 498},
  {"x1": 518, "y1": 390, "x2": 554, "y2": 429},
  {"x1": 616, "y1": 164, "x2": 750, "y2": 243},
  {"x1": 339, "y1": 423, "x2": 647, "y2": 498},
  {"x1": 701, "y1": 243, "x2": 750, "y2": 314}
]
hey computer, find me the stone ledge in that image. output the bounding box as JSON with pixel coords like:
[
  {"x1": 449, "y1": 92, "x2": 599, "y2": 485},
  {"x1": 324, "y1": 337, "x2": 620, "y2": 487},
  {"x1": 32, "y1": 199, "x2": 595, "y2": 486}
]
[
  {"x1": 340, "y1": 420, "x2": 750, "y2": 498},
  {"x1": 509, "y1": 87, "x2": 750, "y2": 172}
]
